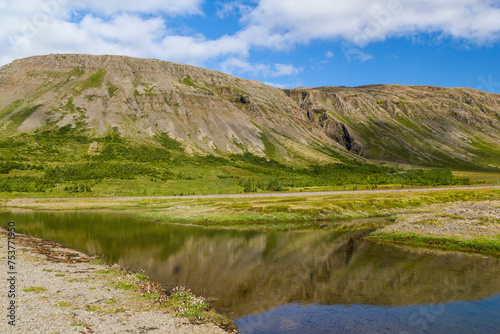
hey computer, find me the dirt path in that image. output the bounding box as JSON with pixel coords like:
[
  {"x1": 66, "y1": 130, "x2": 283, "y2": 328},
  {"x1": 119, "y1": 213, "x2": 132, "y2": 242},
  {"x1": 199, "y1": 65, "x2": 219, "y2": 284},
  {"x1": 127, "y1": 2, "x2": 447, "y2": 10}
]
[{"x1": 13, "y1": 185, "x2": 500, "y2": 203}]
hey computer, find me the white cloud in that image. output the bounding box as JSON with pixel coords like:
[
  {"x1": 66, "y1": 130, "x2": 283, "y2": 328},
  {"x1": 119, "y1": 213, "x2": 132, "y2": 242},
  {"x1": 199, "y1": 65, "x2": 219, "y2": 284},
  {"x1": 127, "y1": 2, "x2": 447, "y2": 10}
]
[
  {"x1": 74, "y1": 0, "x2": 204, "y2": 16},
  {"x1": 221, "y1": 58, "x2": 302, "y2": 78},
  {"x1": 1, "y1": 0, "x2": 500, "y2": 75},
  {"x1": 221, "y1": 57, "x2": 270, "y2": 76},
  {"x1": 325, "y1": 51, "x2": 335, "y2": 58},
  {"x1": 246, "y1": 0, "x2": 500, "y2": 45},
  {"x1": 264, "y1": 80, "x2": 304, "y2": 89},
  {"x1": 0, "y1": 0, "x2": 206, "y2": 65},
  {"x1": 271, "y1": 63, "x2": 302, "y2": 77},
  {"x1": 340, "y1": 42, "x2": 374, "y2": 62},
  {"x1": 2, "y1": 12, "x2": 170, "y2": 64},
  {"x1": 79, "y1": 14, "x2": 166, "y2": 47},
  {"x1": 215, "y1": 1, "x2": 253, "y2": 19},
  {"x1": 159, "y1": 33, "x2": 252, "y2": 66}
]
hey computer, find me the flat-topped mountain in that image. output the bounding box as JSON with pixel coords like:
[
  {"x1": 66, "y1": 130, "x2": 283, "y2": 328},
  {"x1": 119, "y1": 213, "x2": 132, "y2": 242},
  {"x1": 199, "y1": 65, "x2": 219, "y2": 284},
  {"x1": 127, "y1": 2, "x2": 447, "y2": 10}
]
[
  {"x1": 0, "y1": 54, "x2": 342, "y2": 165},
  {"x1": 1, "y1": 54, "x2": 500, "y2": 170}
]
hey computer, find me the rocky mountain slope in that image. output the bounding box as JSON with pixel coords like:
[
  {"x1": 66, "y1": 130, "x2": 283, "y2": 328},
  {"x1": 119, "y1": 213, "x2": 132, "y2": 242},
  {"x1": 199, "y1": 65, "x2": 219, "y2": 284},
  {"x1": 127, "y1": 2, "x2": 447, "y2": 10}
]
[
  {"x1": 1, "y1": 54, "x2": 500, "y2": 170},
  {"x1": 0, "y1": 54, "x2": 343, "y2": 166},
  {"x1": 286, "y1": 85, "x2": 500, "y2": 169}
]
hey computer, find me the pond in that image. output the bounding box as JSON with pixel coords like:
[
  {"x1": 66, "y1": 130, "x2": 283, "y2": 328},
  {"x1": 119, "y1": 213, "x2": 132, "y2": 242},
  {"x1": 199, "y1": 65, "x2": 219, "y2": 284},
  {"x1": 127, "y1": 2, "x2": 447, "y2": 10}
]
[{"x1": 1, "y1": 210, "x2": 499, "y2": 333}]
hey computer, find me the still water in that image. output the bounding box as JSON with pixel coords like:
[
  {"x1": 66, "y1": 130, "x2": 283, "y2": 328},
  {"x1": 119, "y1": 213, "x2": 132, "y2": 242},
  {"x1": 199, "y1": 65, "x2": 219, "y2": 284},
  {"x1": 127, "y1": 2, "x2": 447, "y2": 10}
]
[{"x1": 1, "y1": 210, "x2": 499, "y2": 333}]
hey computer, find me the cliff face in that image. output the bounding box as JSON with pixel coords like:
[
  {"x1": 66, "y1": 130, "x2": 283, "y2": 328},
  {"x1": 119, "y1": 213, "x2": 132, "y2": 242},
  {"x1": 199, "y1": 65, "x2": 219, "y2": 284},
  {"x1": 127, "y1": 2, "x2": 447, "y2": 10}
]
[
  {"x1": 286, "y1": 85, "x2": 500, "y2": 169},
  {"x1": 1, "y1": 54, "x2": 500, "y2": 169}
]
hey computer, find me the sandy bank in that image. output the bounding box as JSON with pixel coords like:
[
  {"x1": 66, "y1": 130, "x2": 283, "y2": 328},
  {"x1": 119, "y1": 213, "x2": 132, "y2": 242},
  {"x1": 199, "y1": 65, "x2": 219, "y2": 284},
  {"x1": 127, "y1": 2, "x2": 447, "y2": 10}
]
[{"x1": 0, "y1": 229, "x2": 230, "y2": 334}]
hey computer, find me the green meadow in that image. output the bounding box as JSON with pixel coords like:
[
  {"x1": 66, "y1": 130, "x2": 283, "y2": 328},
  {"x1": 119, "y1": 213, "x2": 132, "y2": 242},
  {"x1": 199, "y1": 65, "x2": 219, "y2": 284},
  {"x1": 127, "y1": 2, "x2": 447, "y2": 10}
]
[{"x1": 0, "y1": 126, "x2": 486, "y2": 198}]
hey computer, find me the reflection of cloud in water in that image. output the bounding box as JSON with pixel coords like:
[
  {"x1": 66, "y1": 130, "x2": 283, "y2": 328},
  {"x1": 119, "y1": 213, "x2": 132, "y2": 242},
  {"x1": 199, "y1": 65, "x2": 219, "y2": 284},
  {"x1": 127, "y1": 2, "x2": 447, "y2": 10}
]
[{"x1": 2, "y1": 210, "x2": 499, "y2": 321}]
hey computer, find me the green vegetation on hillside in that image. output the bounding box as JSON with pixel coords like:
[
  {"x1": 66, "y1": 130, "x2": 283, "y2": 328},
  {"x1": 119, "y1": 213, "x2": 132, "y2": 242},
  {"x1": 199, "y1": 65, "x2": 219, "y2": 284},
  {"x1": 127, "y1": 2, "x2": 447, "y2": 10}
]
[
  {"x1": 0, "y1": 126, "x2": 473, "y2": 196},
  {"x1": 9, "y1": 104, "x2": 43, "y2": 126},
  {"x1": 0, "y1": 99, "x2": 24, "y2": 118},
  {"x1": 73, "y1": 69, "x2": 106, "y2": 93}
]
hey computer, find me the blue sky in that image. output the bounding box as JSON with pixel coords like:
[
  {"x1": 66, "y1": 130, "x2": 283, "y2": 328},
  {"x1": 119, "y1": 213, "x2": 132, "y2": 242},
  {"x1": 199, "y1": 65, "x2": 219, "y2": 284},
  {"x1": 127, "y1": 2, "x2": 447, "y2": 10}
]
[{"x1": 1, "y1": 0, "x2": 499, "y2": 92}]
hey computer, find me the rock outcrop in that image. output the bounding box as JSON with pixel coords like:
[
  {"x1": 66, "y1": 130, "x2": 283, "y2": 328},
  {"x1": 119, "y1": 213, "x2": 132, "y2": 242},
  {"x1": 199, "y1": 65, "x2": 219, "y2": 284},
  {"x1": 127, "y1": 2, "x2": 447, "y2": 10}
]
[{"x1": 286, "y1": 85, "x2": 500, "y2": 169}]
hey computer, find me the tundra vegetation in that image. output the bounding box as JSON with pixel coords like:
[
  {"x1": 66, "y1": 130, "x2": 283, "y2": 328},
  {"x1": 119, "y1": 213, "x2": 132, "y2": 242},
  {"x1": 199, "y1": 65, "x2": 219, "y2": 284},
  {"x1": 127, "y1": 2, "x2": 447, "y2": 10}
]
[{"x1": 0, "y1": 127, "x2": 473, "y2": 196}]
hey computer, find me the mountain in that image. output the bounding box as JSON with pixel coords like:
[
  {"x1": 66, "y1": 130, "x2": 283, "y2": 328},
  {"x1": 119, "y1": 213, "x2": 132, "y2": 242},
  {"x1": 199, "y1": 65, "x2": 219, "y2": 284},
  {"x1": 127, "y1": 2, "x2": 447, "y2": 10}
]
[
  {"x1": 286, "y1": 85, "x2": 500, "y2": 170},
  {"x1": 0, "y1": 54, "x2": 498, "y2": 195},
  {"x1": 2, "y1": 54, "x2": 499, "y2": 170},
  {"x1": 0, "y1": 54, "x2": 348, "y2": 166}
]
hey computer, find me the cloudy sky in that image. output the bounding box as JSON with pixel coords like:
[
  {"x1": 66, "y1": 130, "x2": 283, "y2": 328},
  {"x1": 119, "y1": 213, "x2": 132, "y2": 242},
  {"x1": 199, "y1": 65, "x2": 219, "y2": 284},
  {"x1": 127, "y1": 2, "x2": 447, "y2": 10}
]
[{"x1": 1, "y1": 0, "x2": 500, "y2": 91}]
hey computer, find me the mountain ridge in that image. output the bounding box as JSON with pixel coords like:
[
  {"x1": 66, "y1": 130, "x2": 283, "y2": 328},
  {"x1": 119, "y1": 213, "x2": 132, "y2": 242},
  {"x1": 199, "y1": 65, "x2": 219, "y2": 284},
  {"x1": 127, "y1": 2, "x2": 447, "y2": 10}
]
[
  {"x1": 285, "y1": 83, "x2": 500, "y2": 169},
  {"x1": 1, "y1": 54, "x2": 500, "y2": 170},
  {"x1": 0, "y1": 54, "x2": 347, "y2": 166}
]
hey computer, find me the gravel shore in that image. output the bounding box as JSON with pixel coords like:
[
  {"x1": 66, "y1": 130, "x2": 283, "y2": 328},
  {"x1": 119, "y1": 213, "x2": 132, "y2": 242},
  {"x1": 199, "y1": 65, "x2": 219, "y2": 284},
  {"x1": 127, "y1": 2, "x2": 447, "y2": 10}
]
[
  {"x1": 0, "y1": 229, "x2": 229, "y2": 334},
  {"x1": 379, "y1": 201, "x2": 500, "y2": 240}
]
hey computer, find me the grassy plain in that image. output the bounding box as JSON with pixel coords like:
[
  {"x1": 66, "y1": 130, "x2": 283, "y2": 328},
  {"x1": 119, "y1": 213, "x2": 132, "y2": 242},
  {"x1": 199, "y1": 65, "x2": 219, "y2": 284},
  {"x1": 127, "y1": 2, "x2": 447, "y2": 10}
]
[
  {"x1": 453, "y1": 170, "x2": 500, "y2": 184},
  {"x1": 3, "y1": 187, "x2": 499, "y2": 254},
  {"x1": 2, "y1": 187, "x2": 498, "y2": 222}
]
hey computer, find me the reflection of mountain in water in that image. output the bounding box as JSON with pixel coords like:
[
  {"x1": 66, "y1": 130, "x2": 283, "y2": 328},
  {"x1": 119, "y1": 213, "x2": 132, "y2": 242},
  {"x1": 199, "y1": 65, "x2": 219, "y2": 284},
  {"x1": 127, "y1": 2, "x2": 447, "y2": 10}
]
[
  {"x1": 2, "y1": 210, "x2": 499, "y2": 319},
  {"x1": 140, "y1": 229, "x2": 500, "y2": 318}
]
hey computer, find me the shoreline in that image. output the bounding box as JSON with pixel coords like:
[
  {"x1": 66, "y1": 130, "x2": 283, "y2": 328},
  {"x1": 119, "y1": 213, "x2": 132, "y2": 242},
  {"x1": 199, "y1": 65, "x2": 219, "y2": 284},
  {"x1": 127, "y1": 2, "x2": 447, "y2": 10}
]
[
  {"x1": 369, "y1": 201, "x2": 500, "y2": 256},
  {"x1": 0, "y1": 228, "x2": 235, "y2": 333}
]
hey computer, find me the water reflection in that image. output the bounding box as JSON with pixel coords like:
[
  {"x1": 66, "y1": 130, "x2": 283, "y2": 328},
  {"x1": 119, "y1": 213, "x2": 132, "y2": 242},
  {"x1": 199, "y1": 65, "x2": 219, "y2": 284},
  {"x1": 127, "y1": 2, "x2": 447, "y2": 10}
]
[
  {"x1": 1, "y1": 210, "x2": 499, "y2": 321},
  {"x1": 235, "y1": 296, "x2": 500, "y2": 334}
]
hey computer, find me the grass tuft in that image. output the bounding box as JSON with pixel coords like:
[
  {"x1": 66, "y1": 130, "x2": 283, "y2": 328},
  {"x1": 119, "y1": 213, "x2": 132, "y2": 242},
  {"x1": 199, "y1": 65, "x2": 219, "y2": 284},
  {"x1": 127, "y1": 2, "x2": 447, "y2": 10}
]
[
  {"x1": 23, "y1": 286, "x2": 46, "y2": 293},
  {"x1": 114, "y1": 282, "x2": 136, "y2": 290}
]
